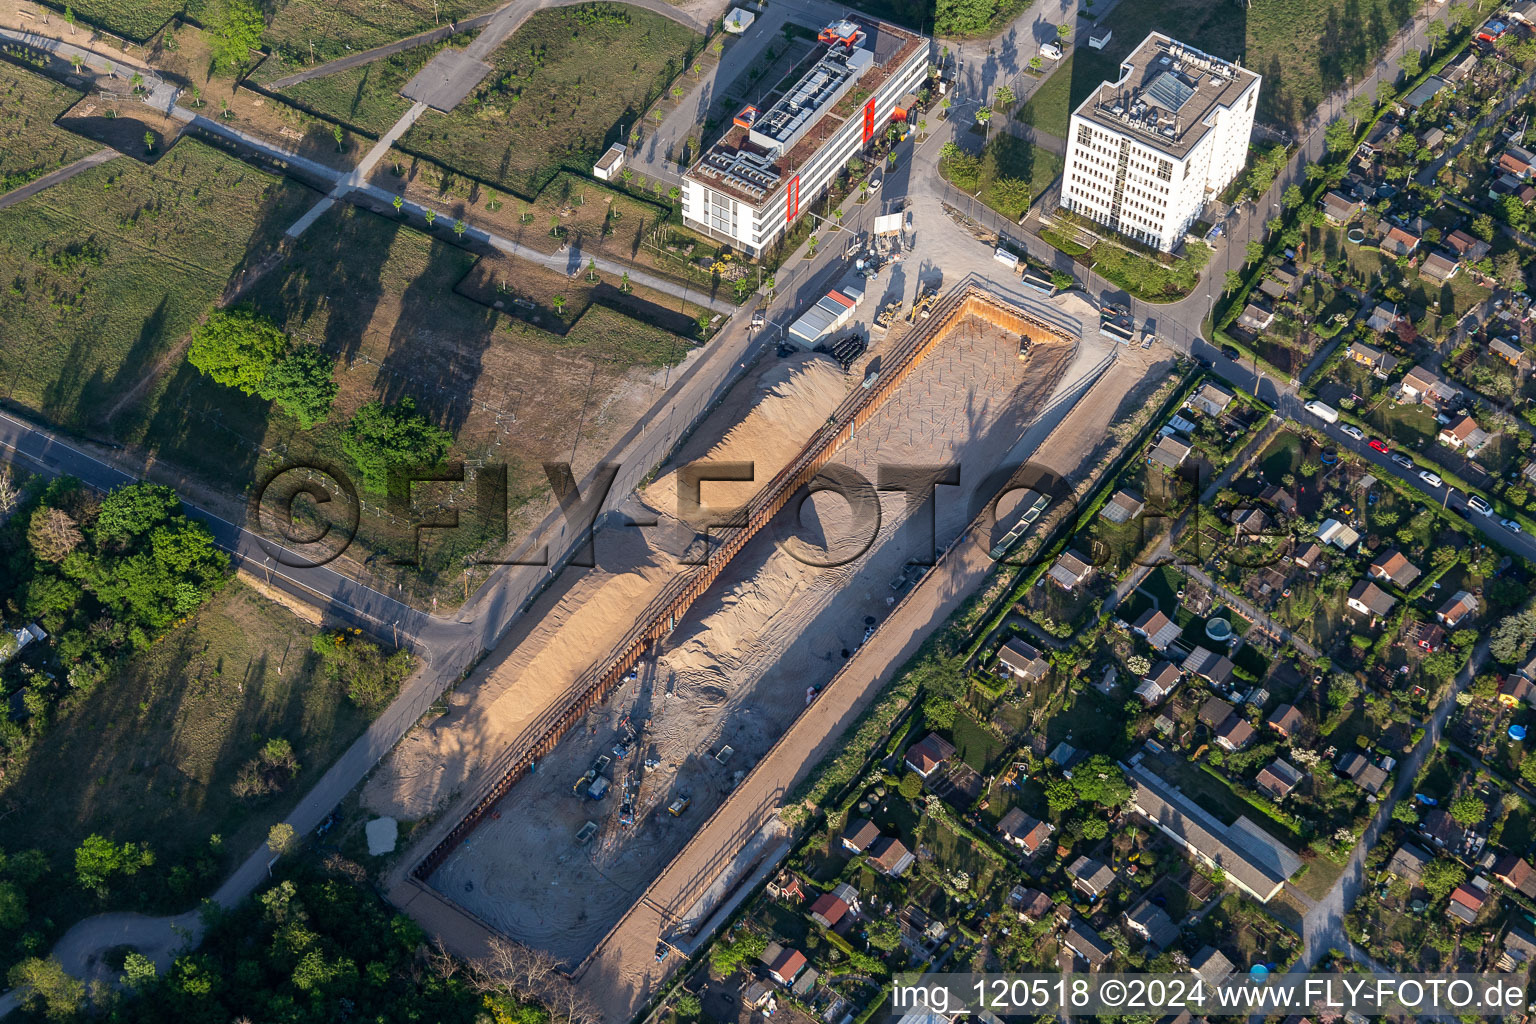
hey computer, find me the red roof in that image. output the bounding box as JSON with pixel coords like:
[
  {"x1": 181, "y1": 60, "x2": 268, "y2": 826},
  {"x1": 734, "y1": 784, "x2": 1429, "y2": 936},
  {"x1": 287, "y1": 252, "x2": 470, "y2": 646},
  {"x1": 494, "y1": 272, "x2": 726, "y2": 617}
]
[{"x1": 808, "y1": 892, "x2": 848, "y2": 926}]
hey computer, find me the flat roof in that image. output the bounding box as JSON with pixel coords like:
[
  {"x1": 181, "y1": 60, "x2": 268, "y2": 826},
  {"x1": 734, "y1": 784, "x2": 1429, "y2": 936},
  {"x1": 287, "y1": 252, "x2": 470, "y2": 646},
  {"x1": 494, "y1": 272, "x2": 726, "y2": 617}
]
[
  {"x1": 1072, "y1": 31, "x2": 1259, "y2": 160},
  {"x1": 685, "y1": 20, "x2": 924, "y2": 209}
]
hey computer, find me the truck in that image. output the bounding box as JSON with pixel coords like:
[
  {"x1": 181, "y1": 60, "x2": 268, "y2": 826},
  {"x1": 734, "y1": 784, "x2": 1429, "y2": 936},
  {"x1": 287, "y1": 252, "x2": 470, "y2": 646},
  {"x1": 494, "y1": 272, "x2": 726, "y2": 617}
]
[{"x1": 1303, "y1": 400, "x2": 1339, "y2": 424}]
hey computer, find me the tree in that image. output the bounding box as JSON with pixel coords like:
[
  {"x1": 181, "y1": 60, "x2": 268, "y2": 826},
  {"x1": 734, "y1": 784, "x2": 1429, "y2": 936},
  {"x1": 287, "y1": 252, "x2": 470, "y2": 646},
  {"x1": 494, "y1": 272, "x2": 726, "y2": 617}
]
[
  {"x1": 1449, "y1": 793, "x2": 1485, "y2": 827},
  {"x1": 122, "y1": 952, "x2": 157, "y2": 990},
  {"x1": 994, "y1": 84, "x2": 1014, "y2": 110},
  {"x1": 1391, "y1": 801, "x2": 1420, "y2": 825},
  {"x1": 1324, "y1": 118, "x2": 1356, "y2": 156},
  {"x1": 807, "y1": 234, "x2": 819, "y2": 256},
  {"x1": 586, "y1": 257, "x2": 598, "y2": 282},
  {"x1": 1057, "y1": 22, "x2": 1071, "y2": 38},
  {"x1": 392, "y1": 194, "x2": 404, "y2": 214},
  {"x1": 675, "y1": 993, "x2": 703, "y2": 1018},
  {"x1": 258, "y1": 344, "x2": 337, "y2": 428},
  {"x1": 27, "y1": 507, "x2": 83, "y2": 563},
  {"x1": 1223, "y1": 269, "x2": 1242, "y2": 294},
  {"x1": 75, "y1": 834, "x2": 154, "y2": 894},
  {"x1": 867, "y1": 917, "x2": 902, "y2": 951},
  {"x1": 1427, "y1": 18, "x2": 1449, "y2": 55},
  {"x1": 1421, "y1": 857, "x2": 1466, "y2": 902},
  {"x1": 341, "y1": 398, "x2": 454, "y2": 494},
  {"x1": 453, "y1": 218, "x2": 467, "y2": 238},
  {"x1": 6, "y1": 958, "x2": 83, "y2": 1020},
  {"x1": 1521, "y1": 755, "x2": 1536, "y2": 789},
  {"x1": 424, "y1": 208, "x2": 437, "y2": 227},
  {"x1": 917, "y1": 118, "x2": 927, "y2": 136},
  {"x1": 1045, "y1": 775, "x2": 1078, "y2": 814},
  {"x1": 1490, "y1": 611, "x2": 1536, "y2": 664},
  {"x1": 267, "y1": 822, "x2": 296, "y2": 855},
  {"x1": 974, "y1": 105, "x2": 993, "y2": 129},
  {"x1": 620, "y1": 167, "x2": 634, "y2": 186},
  {"x1": 64, "y1": 5, "x2": 75, "y2": 33},
  {"x1": 620, "y1": 270, "x2": 631, "y2": 294},
  {"x1": 1398, "y1": 50, "x2": 1422, "y2": 78},
  {"x1": 1495, "y1": 251, "x2": 1526, "y2": 292},
  {"x1": 1281, "y1": 183, "x2": 1304, "y2": 211},
  {"x1": 1471, "y1": 214, "x2": 1496, "y2": 242},
  {"x1": 188, "y1": 306, "x2": 287, "y2": 395},
  {"x1": 311, "y1": 630, "x2": 414, "y2": 710},
  {"x1": 898, "y1": 771, "x2": 923, "y2": 800},
  {"x1": 552, "y1": 294, "x2": 566, "y2": 314},
  {"x1": 331, "y1": 123, "x2": 344, "y2": 151},
  {"x1": 1051, "y1": 269, "x2": 1073, "y2": 291},
  {"x1": 208, "y1": 0, "x2": 265, "y2": 74},
  {"x1": 1071, "y1": 755, "x2": 1131, "y2": 807},
  {"x1": 990, "y1": 177, "x2": 1031, "y2": 218},
  {"x1": 1245, "y1": 239, "x2": 1265, "y2": 264}
]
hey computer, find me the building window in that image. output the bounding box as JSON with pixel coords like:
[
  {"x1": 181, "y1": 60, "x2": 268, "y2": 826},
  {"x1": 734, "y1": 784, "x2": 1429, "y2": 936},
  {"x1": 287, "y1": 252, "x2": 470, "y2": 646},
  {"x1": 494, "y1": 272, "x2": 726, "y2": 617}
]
[
  {"x1": 1156, "y1": 159, "x2": 1172, "y2": 182},
  {"x1": 1077, "y1": 124, "x2": 1093, "y2": 146}
]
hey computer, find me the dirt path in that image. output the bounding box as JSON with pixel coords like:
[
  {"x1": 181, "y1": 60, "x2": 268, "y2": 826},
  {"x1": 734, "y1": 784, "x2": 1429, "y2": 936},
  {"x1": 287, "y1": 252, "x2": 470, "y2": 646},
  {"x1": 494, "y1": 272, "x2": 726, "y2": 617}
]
[
  {"x1": 0, "y1": 147, "x2": 115, "y2": 210},
  {"x1": 260, "y1": 3, "x2": 508, "y2": 89}
]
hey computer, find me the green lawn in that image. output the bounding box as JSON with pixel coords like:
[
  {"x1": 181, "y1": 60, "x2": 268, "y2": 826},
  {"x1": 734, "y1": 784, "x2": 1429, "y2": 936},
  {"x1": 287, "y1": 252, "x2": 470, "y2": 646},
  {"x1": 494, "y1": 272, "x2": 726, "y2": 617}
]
[
  {"x1": 1, "y1": 581, "x2": 373, "y2": 930},
  {"x1": 1016, "y1": 55, "x2": 1074, "y2": 140},
  {"x1": 0, "y1": 64, "x2": 97, "y2": 191},
  {"x1": 38, "y1": 0, "x2": 181, "y2": 39},
  {"x1": 261, "y1": 0, "x2": 485, "y2": 67},
  {"x1": 267, "y1": 33, "x2": 472, "y2": 134},
  {"x1": 400, "y1": 4, "x2": 702, "y2": 197},
  {"x1": 951, "y1": 710, "x2": 1007, "y2": 772},
  {"x1": 0, "y1": 137, "x2": 314, "y2": 429}
]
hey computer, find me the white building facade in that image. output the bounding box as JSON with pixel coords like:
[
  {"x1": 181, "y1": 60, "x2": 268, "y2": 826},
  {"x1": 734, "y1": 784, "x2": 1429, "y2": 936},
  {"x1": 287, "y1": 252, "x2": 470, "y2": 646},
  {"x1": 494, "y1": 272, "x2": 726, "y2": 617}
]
[
  {"x1": 681, "y1": 19, "x2": 929, "y2": 257},
  {"x1": 1061, "y1": 32, "x2": 1260, "y2": 251}
]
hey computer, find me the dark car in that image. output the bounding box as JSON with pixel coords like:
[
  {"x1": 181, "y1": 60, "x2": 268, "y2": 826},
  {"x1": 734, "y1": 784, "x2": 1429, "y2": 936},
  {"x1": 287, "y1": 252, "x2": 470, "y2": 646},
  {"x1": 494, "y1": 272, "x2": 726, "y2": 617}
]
[
  {"x1": 1196, "y1": 356, "x2": 1213, "y2": 368},
  {"x1": 1221, "y1": 345, "x2": 1241, "y2": 359}
]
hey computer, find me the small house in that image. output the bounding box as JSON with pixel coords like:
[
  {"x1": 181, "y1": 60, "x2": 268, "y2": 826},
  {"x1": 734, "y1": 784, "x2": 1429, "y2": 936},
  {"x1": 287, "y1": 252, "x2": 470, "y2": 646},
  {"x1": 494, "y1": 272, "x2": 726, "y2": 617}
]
[
  {"x1": 1256, "y1": 758, "x2": 1303, "y2": 800},
  {"x1": 997, "y1": 638, "x2": 1049, "y2": 684},
  {"x1": 1438, "y1": 415, "x2": 1489, "y2": 452},
  {"x1": 809, "y1": 892, "x2": 850, "y2": 928},
  {"x1": 1148, "y1": 434, "x2": 1193, "y2": 471},
  {"x1": 1419, "y1": 250, "x2": 1460, "y2": 284},
  {"x1": 997, "y1": 807, "x2": 1053, "y2": 855},
  {"x1": 1322, "y1": 190, "x2": 1363, "y2": 224},
  {"x1": 1123, "y1": 900, "x2": 1179, "y2": 949},
  {"x1": 1436, "y1": 590, "x2": 1478, "y2": 627},
  {"x1": 1268, "y1": 704, "x2": 1304, "y2": 739},
  {"x1": 1049, "y1": 549, "x2": 1094, "y2": 590},
  {"x1": 1135, "y1": 660, "x2": 1182, "y2": 705},
  {"x1": 869, "y1": 836, "x2": 914, "y2": 877},
  {"x1": 1064, "y1": 919, "x2": 1114, "y2": 968},
  {"x1": 1369, "y1": 549, "x2": 1421, "y2": 588},
  {"x1": 904, "y1": 732, "x2": 957, "y2": 779},
  {"x1": 841, "y1": 818, "x2": 880, "y2": 854},
  {"x1": 1490, "y1": 337, "x2": 1524, "y2": 365},
  {"x1": 1199, "y1": 696, "x2": 1236, "y2": 731},
  {"x1": 1348, "y1": 580, "x2": 1396, "y2": 618},
  {"x1": 1190, "y1": 382, "x2": 1235, "y2": 417},
  {"x1": 1132, "y1": 609, "x2": 1182, "y2": 651},
  {"x1": 1387, "y1": 844, "x2": 1430, "y2": 883},
  {"x1": 1068, "y1": 856, "x2": 1116, "y2": 899},
  {"x1": 1215, "y1": 716, "x2": 1256, "y2": 752},
  {"x1": 1101, "y1": 489, "x2": 1146, "y2": 524},
  {"x1": 1184, "y1": 646, "x2": 1235, "y2": 688}
]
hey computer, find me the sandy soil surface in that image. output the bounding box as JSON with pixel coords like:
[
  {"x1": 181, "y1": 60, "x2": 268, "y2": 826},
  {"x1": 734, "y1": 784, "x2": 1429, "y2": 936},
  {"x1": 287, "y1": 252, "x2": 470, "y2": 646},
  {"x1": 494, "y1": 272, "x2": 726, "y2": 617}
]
[
  {"x1": 362, "y1": 353, "x2": 850, "y2": 820},
  {"x1": 416, "y1": 312, "x2": 1075, "y2": 963},
  {"x1": 572, "y1": 338, "x2": 1172, "y2": 1024}
]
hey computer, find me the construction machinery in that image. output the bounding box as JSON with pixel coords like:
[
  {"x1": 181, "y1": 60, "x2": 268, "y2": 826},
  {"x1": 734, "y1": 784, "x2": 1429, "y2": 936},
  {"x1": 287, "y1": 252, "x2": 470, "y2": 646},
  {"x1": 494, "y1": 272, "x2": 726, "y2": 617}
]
[
  {"x1": 907, "y1": 287, "x2": 937, "y2": 323},
  {"x1": 668, "y1": 797, "x2": 692, "y2": 816},
  {"x1": 571, "y1": 753, "x2": 612, "y2": 797},
  {"x1": 872, "y1": 300, "x2": 902, "y2": 332}
]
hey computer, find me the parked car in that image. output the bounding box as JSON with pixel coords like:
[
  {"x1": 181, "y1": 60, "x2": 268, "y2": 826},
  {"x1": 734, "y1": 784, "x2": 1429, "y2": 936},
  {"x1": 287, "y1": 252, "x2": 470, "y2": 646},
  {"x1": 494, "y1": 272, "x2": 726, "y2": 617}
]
[
  {"x1": 1418, "y1": 469, "x2": 1445, "y2": 488},
  {"x1": 1467, "y1": 494, "x2": 1493, "y2": 517},
  {"x1": 1340, "y1": 424, "x2": 1365, "y2": 440},
  {"x1": 1501, "y1": 518, "x2": 1523, "y2": 533},
  {"x1": 1369, "y1": 439, "x2": 1389, "y2": 453},
  {"x1": 866, "y1": 177, "x2": 881, "y2": 194},
  {"x1": 1221, "y1": 344, "x2": 1241, "y2": 359},
  {"x1": 1391, "y1": 453, "x2": 1413, "y2": 468}
]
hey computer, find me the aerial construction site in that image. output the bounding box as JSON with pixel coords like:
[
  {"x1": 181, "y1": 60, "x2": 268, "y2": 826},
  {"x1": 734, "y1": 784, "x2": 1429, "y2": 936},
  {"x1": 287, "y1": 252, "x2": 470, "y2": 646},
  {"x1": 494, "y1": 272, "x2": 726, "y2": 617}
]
[{"x1": 382, "y1": 281, "x2": 1153, "y2": 1017}]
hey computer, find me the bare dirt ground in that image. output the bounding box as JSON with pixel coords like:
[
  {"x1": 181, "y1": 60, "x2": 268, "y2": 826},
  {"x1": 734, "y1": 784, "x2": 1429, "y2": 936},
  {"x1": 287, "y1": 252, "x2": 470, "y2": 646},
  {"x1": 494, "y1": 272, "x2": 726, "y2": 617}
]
[
  {"x1": 363, "y1": 353, "x2": 851, "y2": 821},
  {"x1": 573, "y1": 341, "x2": 1174, "y2": 1024},
  {"x1": 411, "y1": 312, "x2": 1076, "y2": 964}
]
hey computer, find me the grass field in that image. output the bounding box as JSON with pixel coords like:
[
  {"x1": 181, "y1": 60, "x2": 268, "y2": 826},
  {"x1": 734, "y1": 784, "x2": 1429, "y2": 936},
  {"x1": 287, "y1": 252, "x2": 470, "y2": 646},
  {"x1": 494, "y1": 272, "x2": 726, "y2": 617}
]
[
  {"x1": 1016, "y1": 55, "x2": 1074, "y2": 140},
  {"x1": 0, "y1": 137, "x2": 314, "y2": 428},
  {"x1": 260, "y1": 0, "x2": 485, "y2": 66},
  {"x1": 1073, "y1": 0, "x2": 1416, "y2": 126},
  {"x1": 0, "y1": 64, "x2": 98, "y2": 191},
  {"x1": 401, "y1": 3, "x2": 701, "y2": 197},
  {"x1": 34, "y1": 0, "x2": 181, "y2": 40},
  {"x1": 113, "y1": 202, "x2": 694, "y2": 598},
  {"x1": 264, "y1": 32, "x2": 472, "y2": 134},
  {"x1": 1, "y1": 581, "x2": 371, "y2": 916}
]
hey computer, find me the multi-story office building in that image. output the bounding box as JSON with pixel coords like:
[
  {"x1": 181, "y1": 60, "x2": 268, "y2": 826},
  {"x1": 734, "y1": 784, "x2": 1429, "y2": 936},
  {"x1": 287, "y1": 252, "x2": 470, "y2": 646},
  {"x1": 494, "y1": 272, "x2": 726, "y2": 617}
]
[
  {"x1": 1061, "y1": 32, "x2": 1260, "y2": 252},
  {"x1": 681, "y1": 18, "x2": 929, "y2": 257}
]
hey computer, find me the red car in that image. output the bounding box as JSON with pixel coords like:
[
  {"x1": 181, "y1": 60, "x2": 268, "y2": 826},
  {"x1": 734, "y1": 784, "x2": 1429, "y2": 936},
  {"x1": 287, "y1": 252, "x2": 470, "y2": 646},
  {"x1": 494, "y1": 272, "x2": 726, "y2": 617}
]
[{"x1": 1368, "y1": 438, "x2": 1390, "y2": 453}]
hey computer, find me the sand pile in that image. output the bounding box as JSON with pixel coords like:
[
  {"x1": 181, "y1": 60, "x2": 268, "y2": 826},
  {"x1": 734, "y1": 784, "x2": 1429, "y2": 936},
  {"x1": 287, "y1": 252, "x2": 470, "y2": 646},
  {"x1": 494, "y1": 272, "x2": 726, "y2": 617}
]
[
  {"x1": 643, "y1": 353, "x2": 846, "y2": 520},
  {"x1": 364, "y1": 352, "x2": 851, "y2": 820}
]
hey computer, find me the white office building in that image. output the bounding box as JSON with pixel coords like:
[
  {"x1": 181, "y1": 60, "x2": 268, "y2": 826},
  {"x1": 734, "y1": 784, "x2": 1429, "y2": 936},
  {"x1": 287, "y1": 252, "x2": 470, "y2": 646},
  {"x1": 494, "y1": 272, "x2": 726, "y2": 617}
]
[
  {"x1": 1061, "y1": 32, "x2": 1260, "y2": 252},
  {"x1": 681, "y1": 19, "x2": 929, "y2": 257}
]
